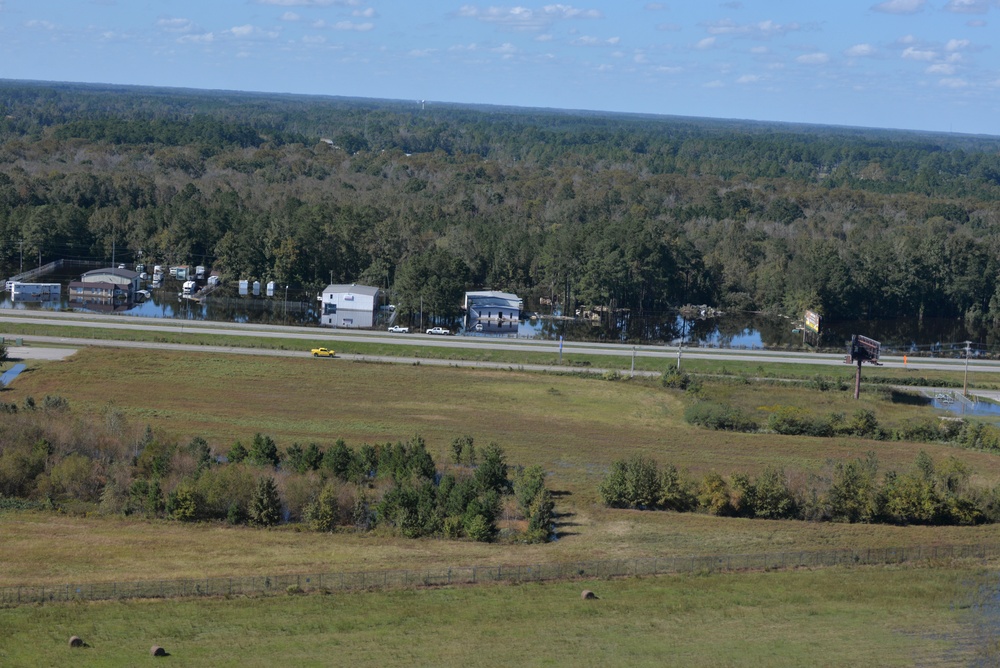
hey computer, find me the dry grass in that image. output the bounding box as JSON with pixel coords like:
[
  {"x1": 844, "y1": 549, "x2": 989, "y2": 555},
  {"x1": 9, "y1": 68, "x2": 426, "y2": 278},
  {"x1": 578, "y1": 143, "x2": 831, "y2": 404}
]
[{"x1": 4, "y1": 346, "x2": 1000, "y2": 587}]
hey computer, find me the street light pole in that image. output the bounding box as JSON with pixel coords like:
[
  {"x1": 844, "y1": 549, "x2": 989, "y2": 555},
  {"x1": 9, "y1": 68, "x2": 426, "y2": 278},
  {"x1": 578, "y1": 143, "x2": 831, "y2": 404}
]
[{"x1": 284, "y1": 285, "x2": 289, "y2": 323}]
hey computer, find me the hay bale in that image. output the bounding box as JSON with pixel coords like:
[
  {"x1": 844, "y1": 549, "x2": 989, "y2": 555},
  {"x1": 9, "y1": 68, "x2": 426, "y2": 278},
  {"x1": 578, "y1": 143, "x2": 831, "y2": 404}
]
[
  {"x1": 581, "y1": 590, "x2": 597, "y2": 600},
  {"x1": 150, "y1": 645, "x2": 167, "y2": 657},
  {"x1": 68, "y1": 636, "x2": 83, "y2": 648}
]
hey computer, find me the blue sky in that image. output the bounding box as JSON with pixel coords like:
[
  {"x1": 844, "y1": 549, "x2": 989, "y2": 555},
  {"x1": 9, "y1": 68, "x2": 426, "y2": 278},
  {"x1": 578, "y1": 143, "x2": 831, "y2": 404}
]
[{"x1": 2, "y1": 1, "x2": 999, "y2": 135}]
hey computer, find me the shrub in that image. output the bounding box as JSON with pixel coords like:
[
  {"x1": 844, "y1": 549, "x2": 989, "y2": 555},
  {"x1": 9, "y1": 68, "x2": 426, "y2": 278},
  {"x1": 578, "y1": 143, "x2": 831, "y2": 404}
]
[
  {"x1": 598, "y1": 455, "x2": 662, "y2": 509},
  {"x1": 659, "y1": 464, "x2": 697, "y2": 512},
  {"x1": 464, "y1": 513, "x2": 494, "y2": 542},
  {"x1": 767, "y1": 407, "x2": 833, "y2": 437},
  {"x1": 661, "y1": 369, "x2": 690, "y2": 390},
  {"x1": 828, "y1": 453, "x2": 883, "y2": 523},
  {"x1": 698, "y1": 472, "x2": 734, "y2": 516},
  {"x1": 684, "y1": 402, "x2": 758, "y2": 432},
  {"x1": 732, "y1": 466, "x2": 798, "y2": 519}
]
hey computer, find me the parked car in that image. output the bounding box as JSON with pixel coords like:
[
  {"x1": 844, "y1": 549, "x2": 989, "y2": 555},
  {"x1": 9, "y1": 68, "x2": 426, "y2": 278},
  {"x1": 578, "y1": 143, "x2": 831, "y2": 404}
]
[
  {"x1": 310, "y1": 347, "x2": 336, "y2": 357},
  {"x1": 426, "y1": 327, "x2": 450, "y2": 335},
  {"x1": 387, "y1": 325, "x2": 409, "y2": 333}
]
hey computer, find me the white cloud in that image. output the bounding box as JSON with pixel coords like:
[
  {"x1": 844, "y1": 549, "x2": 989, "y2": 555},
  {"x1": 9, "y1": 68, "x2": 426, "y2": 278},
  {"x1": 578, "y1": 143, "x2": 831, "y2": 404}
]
[
  {"x1": 703, "y1": 80, "x2": 724, "y2": 88},
  {"x1": 493, "y1": 42, "x2": 518, "y2": 53},
  {"x1": 944, "y1": 0, "x2": 990, "y2": 13},
  {"x1": 256, "y1": 0, "x2": 360, "y2": 6},
  {"x1": 902, "y1": 46, "x2": 936, "y2": 60},
  {"x1": 178, "y1": 33, "x2": 214, "y2": 44},
  {"x1": 926, "y1": 63, "x2": 956, "y2": 74},
  {"x1": 797, "y1": 52, "x2": 830, "y2": 64},
  {"x1": 597, "y1": 64, "x2": 613, "y2": 72},
  {"x1": 314, "y1": 19, "x2": 374, "y2": 31},
  {"x1": 696, "y1": 37, "x2": 716, "y2": 49},
  {"x1": 938, "y1": 77, "x2": 968, "y2": 87},
  {"x1": 456, "y1": 4, "x2": 602, "y2": 31},
  {"x1": 871, "y1": 0, "x2": 926, "y2": 14},
  {"x1": 535, "y1": 33, "x2": 554, "y2": 41},
  {"x1": 655, "y1": 65, "x2": 683, "y2": 74},
  {"x1": 845, "y1": 43, "x2": 876, "y2": 57},
  {"x1": 301, "y1": 35, "x2": 326, "y2": 43},
  {"x1": 157, "y1": 18, "x2": 198, "y2": 34},
  {"x1": 408, "y1": 48, "x2": 436, "y2": 57},
  {"x1": 572, "y1": 35, "x2": 619, "y2": 46},
  {"x1": 353, "y1": 8, "x2": 376, "y2": 18},
  {"x1": 945, "y1": 38, "x2": 970, "y2": 51},
  {"x1": 230, "y1": 24, "x2": 255, "y2": 37},
  {"x1": 280, "y1": 12, "x2": 301, "y2": 21},
  {"x1": 25, "y1": 19, "x2": 57, "y2": 29},
  {"x1": 703, "y1": 18, "x2": 801, "y2": 39},
  {"x1": 966, "y1": 19, "x2": 988, "y2": 27},
  {"x1": 750, "y1": 46, "x2": 769, "y2": 54},
  {"x1": 644, "y1": 2, "x2": 666, "y2": 9},
  {"x1": 737, "y1": 74, "x2": 761, "y2": 83},
  {"x1": 656, "y1": 23, "x2": 681, "y2": 31}
]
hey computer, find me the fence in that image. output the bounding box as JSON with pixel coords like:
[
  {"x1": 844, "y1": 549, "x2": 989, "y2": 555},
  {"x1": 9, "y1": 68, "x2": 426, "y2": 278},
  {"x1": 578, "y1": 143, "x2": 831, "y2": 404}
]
[
  {"x1": 2, "y1": 542, "x2": 998, "y2": 608},
  {"x1": 3, "y1": 258, "x2": 103, "y2": 285}
]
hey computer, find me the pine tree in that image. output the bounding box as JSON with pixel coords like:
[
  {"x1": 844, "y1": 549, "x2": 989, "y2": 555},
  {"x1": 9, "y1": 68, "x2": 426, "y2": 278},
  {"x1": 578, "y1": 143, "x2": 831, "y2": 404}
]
[{"x1": 248, "y1": 476, "x2": 282, "y2": 527}]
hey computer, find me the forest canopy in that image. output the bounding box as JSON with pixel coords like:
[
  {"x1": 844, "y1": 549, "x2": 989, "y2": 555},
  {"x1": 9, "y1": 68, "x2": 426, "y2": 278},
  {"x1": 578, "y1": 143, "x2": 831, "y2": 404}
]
[{"x1": 3, "y1": 80, "x2": 1000, "y2": 327}]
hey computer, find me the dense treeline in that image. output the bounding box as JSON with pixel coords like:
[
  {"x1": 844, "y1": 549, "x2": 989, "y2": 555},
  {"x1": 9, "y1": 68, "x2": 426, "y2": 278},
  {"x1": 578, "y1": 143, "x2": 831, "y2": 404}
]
[
  {"x1": 3, "y1": 81, "x2": 1000, "y2": 330},
  {"x1": 600, "y1": 452, "x2": 1000, "y2": 526},
  {"x1": 0, "y1": 397, "x2": 553, "y2": 543}
]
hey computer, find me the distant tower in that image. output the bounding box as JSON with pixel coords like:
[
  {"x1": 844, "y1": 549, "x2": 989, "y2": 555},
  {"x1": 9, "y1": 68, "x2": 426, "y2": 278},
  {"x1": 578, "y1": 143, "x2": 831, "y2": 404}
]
[{"x1": 420, "y1": 99, "x2": 426, "y2": 110}]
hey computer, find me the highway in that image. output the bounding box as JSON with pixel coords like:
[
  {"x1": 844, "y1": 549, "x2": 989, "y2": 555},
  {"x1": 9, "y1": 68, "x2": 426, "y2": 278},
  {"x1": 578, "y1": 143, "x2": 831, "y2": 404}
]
[{"x1": 4, "y1": 308, "x2": 1000, "y2": 376}]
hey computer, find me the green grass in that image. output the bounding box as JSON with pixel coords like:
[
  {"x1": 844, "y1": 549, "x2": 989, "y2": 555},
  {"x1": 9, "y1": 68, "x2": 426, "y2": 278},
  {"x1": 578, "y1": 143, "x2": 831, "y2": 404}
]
[
  {"x1": 5, "y1": 347, "x2": 1000, "y2": 588},
  {"x1": 0, "y1": 565, "x2": 992, "y2": 666},
  {"x1": 3, "y1": 318, "x2": 992, "y2": 388}
]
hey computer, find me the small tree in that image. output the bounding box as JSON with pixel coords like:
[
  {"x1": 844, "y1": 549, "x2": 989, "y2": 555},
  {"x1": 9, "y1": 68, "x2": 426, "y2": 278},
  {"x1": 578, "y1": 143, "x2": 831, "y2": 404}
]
[
  {"x1": 227, "y1": 441, "x2": 248, "y2": 464},
  {"x1": 248, "y1": 433, "x2": 280, "y2": 468},
  {"x1": 248, "y1": 476, "x2": 282, "y2": 527},
  {"x1": 0, "y1": 342, "x2": 7, "y2": 370},
  {"x1": 475, "y1": 443, "x2": 509, "y2": 495}
]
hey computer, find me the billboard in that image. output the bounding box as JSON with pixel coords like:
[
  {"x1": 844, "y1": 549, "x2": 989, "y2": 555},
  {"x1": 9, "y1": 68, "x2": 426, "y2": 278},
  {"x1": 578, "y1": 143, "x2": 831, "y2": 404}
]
[
  {"x1": 849, "y1": 334, "x2": 881, "y2": 364},
  {"x1": 804, "y1": 310, "x2": 821, "y2": 333}
]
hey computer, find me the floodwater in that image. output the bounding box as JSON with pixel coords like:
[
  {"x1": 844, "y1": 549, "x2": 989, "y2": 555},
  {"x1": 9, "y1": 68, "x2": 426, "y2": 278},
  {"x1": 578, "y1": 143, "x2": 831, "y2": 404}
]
[{"x1": 5, "y1": 266, "x2": 1000, "y2": 352}]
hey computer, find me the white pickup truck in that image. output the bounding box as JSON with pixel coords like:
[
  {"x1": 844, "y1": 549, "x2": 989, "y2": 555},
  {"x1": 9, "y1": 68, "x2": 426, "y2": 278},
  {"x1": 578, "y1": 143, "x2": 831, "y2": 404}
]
[
  {"x1": 426, "y1": 327, "x2": 450, "y2": 335},
  {"x1": 387, "y1": 325, "x2": 409, "y2": 333}
]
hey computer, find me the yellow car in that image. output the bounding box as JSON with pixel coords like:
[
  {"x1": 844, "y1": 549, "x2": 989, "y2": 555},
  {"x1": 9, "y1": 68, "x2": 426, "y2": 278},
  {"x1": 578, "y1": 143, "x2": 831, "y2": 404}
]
[{"x1": 310, "y1": 347, "x2": 336, "y2": 358}]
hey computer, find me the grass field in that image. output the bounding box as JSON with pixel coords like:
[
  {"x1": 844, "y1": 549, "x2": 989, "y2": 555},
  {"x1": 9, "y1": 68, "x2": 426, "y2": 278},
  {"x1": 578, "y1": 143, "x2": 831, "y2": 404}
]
[
  {"x1": 4, "y1": 341, "x2": 1000, "y2": 664},
  {"x1": 0, "y1": 564, "x2": 995, "y2": 666},
  {"x1": 3, "y1": 347, "x2": 1000, "y2": 586},
  {"x1": 2, "y1": 317, "x2": 992, "y2": 387}
]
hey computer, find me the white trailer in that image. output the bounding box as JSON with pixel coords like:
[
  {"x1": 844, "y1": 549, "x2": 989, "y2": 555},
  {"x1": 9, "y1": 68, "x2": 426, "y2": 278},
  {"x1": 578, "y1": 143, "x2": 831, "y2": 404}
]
[{"x1": 10, "y1": 282, "x2": 61, "y2": 301}]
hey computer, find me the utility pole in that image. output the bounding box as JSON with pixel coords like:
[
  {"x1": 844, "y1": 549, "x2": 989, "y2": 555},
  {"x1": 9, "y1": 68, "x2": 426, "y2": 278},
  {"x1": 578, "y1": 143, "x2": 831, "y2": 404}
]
[
  {"x1": 631, "y1": 346, "x2": 636, "y2": 377},
  {"x1": 964, "y1": 340, "x2": 971, "y2": 397}
]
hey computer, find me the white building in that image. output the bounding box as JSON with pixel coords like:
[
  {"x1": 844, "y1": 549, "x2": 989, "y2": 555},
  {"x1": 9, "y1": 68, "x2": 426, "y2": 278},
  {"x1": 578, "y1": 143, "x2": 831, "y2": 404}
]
[
  {"x1": 318, "y1": 284, "x2": 380, "y2": 328},
  {"x1": 79, "y1": 267, "x2": 141, "y2": 296},
  {"x1": 9, "y1": 282, "x2": 61, "y2": 302},
  {"x1": 464, "y1": 290, "x2": 522, "y2": 334}
]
